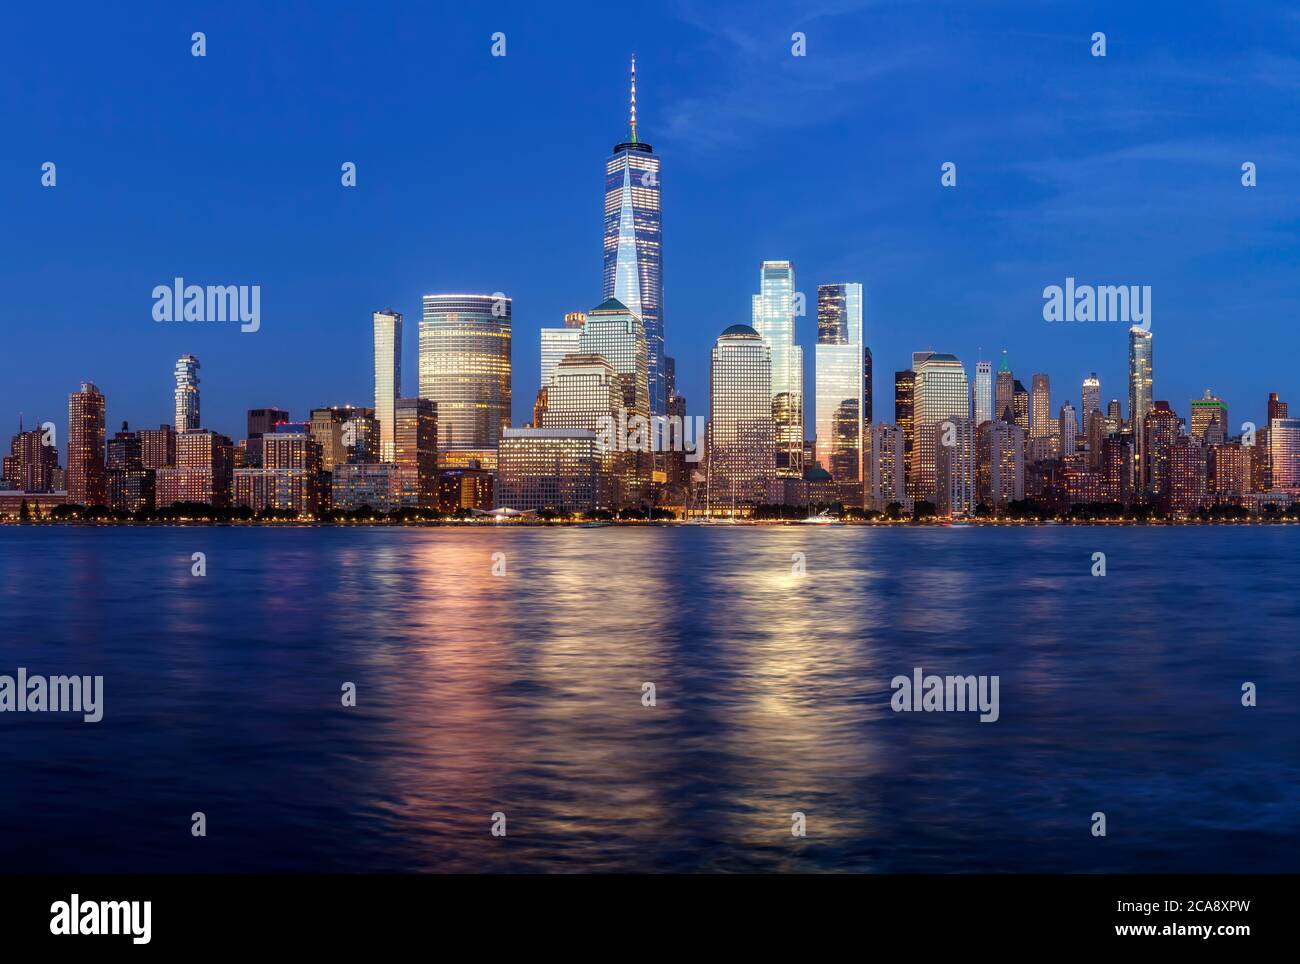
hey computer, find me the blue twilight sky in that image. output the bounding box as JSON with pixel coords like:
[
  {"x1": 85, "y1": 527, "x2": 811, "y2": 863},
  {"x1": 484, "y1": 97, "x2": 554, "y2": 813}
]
[{"x1": 3, "y1": 0, "x2": 1298, "y2": 443}]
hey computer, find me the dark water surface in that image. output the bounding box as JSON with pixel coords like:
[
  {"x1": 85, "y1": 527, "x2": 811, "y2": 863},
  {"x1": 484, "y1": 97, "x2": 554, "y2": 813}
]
[{"x1": 1, "y1": 525, "x2": 1297, "y2": 873}]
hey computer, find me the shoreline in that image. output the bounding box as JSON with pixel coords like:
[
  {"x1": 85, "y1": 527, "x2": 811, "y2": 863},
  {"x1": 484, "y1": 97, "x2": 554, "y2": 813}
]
[{"x1": 3, "y1": 518, "x2": 1297, "y2": 528}]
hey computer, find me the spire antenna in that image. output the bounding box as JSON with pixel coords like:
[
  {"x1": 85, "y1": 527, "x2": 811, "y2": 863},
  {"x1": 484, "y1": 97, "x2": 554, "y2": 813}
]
[{"x1": 629, "y1": 55, "x2": 638, "y2": 143}]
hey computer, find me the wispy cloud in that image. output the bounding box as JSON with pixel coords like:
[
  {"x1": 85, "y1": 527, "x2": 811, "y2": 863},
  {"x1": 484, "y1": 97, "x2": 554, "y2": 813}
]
[{"x1": 661, "y1": 0, "x2": 934, "y2": 152}]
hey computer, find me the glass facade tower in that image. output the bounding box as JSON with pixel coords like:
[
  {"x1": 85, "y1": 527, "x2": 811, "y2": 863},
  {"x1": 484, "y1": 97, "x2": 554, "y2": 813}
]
[
  {"x1": 603, "y1": 57, "x2": 665, "y2": 417},
  {"x1": 372, "y1": 309, "x2": 402, "y2": 462},
  {"x1": 815, "y1": 283, "x2": 866, "y2": 484},
  {"x1": 419, "y1": 294, "x2": 512, "y2": 457},
  {"x1": 751, "y1": 261, "x2": 804, "y2": 477},
  {"x1": 709, "y1": 325, "x2": 775, "y2": 511},
  {"x1": 1128, "y1": 326, "x2": 1153, "y2": 487}
]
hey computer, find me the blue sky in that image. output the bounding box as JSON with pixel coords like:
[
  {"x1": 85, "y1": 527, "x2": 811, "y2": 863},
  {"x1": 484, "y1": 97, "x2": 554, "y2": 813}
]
[{"x1": 3, "y1": 0, "x2": 1298, "y2": 442}]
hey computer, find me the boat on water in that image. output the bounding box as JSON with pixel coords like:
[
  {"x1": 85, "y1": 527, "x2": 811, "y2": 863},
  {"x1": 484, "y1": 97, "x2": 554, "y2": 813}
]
[{"x1": 796, "y1": 511, "x2": 839, "y2": 525}]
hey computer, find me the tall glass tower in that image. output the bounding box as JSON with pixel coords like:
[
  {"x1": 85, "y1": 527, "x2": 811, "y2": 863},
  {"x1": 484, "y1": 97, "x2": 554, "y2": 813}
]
[
  {"x1": 419, "y1": 295, "x2": 512, "y2": 460},
  {"x1": 372, "y1": 309, "x2": 402, "y2": 462},
  {"x1": 815, "y1": 283, "x2": 866, "y2": 484},
  {"x1": 1128, "y1": 326, "x2": 1153, "y2": 486},
  {"x1": 603, "y1": 56, "x2": 665, "y2": 417},
  {"x1": 752, "y1": 261, "x2": 804, "y2": 477}
]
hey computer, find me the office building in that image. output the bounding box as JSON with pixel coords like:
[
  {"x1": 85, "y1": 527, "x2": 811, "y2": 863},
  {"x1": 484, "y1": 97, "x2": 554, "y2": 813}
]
[
  {"x1": 373, "y1": 308, "x2": 403, "y2": 462},
  {"x1": 751, "y1": 261, "x2": 804, "y2": 477},
  {"x1": 708, "y1": 324, "x2": 775, "y2": 512}
]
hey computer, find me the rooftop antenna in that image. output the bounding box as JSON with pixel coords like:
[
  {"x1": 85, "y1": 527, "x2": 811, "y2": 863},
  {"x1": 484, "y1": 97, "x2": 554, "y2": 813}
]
[{"x1": 629, "y1": 55, "x2": 638, "y2": 144}]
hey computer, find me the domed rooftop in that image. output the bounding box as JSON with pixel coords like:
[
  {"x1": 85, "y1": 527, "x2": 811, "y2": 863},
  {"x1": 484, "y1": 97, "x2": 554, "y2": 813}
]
[
  {"x1": 720, "y1": 324, "x2": 759, "y2": 337},
  {"x1": 803, "y1": 466, "x2": 833, "y2": 482}
]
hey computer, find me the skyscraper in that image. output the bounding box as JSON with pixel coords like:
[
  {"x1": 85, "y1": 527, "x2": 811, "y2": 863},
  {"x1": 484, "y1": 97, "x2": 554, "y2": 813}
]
[
  {"x1": 1267, "y1": 392, "x2": 1289, "y2": 423},
  {"x1": 577, "y1": 297, "x2": 651, "y2": 500},
  {"x1": 1129, "y1": 326, "x2": 1153, "y2": 483},
  {"x1": 752, "y1": 261, "x2": 804, "y2": 477},
  {"x1": 895, "y1": 370, "x2": 916, "y2": 497},
  {"x1": 156, "y1": 430, "x2": 233, "y2": 508},
  {"x1": 68, "y1": 382, "x2": 107, "y2": 507},
  {"x1": 244, "y1": 408, "x2": 288, "y2": 469},
  {"x1": 974, "y1": 359, "x2": 992, "y2": 427},
  {"x1": 708, "y1": 325, "x2": 775, "y2": 512},
  {"x1": 868, "y1": 423, "x2": 906, "y2": 511},
  {"x1": 539, "y1": 352, "x2": 624, "y2": 507},
  {"x1": 1143, "y1": 401, "x2": 1181, "y2": 497},
  {"x1": 420, "y1": 294, "x2": 512, "y2": 462},
  {"x1": 1190, "y1": 389, "x2": 1228, "y2": 442},
  {"x1": 976, "y1": 418, "x2": 1025, "y2": 508},
  {"x1": 604, "y1": 57, "x2": 665, "y2": 417},
  {"x1": 174, "y1": 354, "x2": 200, "y2": 432},
  {"x1": 1269, "y1": 415, "x2": 1300, "y2": 493},
  {"x1": 1059, "y1": 401, "x2": 1078, "y2": 457},
  {"x1": 393, "y1": 397, "x2": 438, "y2": 507},
  {"x1": 1012, "y1": 380, "x2": 1030, "y2": 433},
  {"x1": 539, "y1": 325, "x2": 583, "y2": 390},
  {"x1": 815, "y1": 283, "x2": 865, "y2": 489},
  {"x1": 912, "y1": 353, "x2": 969, "y2": 503},
  {"x1": 372, "y1": 308, "x2": 402, "y2": 462},
  {"x1": 935, "y1": 416, "x2": 976, "y2": 516},
  {"x1": 1081, "y1": 373, "x2": 1101, "y2": 429},
  {"x1": 994, "y1": 351, "x2": 1015, "y2": 423},
  {"x1": 1030, "y1": 374, "x2": 1052, "y2": 439}
]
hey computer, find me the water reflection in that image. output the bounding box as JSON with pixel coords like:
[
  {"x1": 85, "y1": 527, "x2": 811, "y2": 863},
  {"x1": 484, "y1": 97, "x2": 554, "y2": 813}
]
[{"x1": 0, "y1": 525, "x2": 1298, "y2": 872}]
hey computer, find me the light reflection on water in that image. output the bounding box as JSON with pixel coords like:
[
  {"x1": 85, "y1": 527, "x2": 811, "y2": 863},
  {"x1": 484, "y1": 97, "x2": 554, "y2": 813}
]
[{"x1": 1, "y1": 525, "x2": 1298, "y2": 872}]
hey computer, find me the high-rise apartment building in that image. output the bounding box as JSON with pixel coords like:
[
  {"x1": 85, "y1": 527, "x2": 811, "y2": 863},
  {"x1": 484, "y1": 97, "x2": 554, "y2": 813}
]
[
  {"x1": 1269, "y1": 417, "x2": 1300, "y2": 492},
  {"x1": 1129, "y1": 326, "x2": 1153, "y2": 484},
  {"x1": 156, "y1": 430, "x2": 233, "y2": 507},
  {"x1": 174, "y1": 355, "x2": 200, "y2": 432},
  {"x1": 1143, "y1": 401, "x2": 1181, "y2": 498},
  {"x1": 976, "y1": 418, "x2": 1025, "y2": 508},
  {"x1": 67, "y1": 382, "x2": 107, "y2": 506},
  {"x1": 868, "y1": 422, "x2": 906, "y2": 512}
]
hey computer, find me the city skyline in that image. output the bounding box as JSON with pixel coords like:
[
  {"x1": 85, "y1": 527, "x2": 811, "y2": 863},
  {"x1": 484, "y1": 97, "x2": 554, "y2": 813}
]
[{"x1": 7, "y1": 4, "x2": 1300, "y2": 444}]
